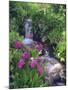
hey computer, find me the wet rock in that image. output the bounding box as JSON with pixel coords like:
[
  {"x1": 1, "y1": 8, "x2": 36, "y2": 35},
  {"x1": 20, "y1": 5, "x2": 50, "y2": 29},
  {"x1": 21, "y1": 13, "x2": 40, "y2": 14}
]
[{"x1": 39, "y1": 55, "x2": 66, "y2": 86}]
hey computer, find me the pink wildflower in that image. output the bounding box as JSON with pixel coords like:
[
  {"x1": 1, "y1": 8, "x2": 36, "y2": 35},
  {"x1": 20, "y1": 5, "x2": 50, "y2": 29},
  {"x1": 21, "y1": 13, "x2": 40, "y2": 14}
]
[
  {"x1": 17, "y1": 59, "x2": 25, "y2": 69},
  {"x1": 22, "y1": 52, "x2": 30, "y2": 59},
  {"x1": 29, "y1": 58, "x2": 38, "y2": 68},
  {"x1": 37, "y1": 64, "x2": 43, "y2": 76},
  {"x1": 14, "y1": 41, "x2": 23, "y2": 49}
]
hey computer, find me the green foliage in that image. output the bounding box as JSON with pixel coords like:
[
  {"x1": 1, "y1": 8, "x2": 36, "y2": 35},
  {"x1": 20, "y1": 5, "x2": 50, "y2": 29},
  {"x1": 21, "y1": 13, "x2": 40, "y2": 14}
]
[
  {"x1": 30, "y1": 48, "x2": 38, "y2": 58},
  {"x1": 55, "y1": 42, "x2": 66, "y2": 62},
  {"x1": 9, "y1": 31, "x2": 23, "y2": 47},
  {"x1": 54, "y1": 31, "x2": 66, "y2": 62}
]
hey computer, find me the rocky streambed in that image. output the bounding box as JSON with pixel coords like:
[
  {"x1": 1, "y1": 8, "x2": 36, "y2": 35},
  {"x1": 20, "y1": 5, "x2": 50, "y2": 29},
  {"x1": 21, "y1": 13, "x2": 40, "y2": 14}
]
[{"x1": 39, "y1": 55, "x2": 66, "y2": 86}]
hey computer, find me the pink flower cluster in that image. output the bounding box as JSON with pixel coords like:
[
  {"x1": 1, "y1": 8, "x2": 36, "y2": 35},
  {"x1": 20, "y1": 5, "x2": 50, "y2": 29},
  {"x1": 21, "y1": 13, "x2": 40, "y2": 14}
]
[
  {"x1": 29, "y1": 57, "x2": 43, "y2": 76},
  {"x1": 17, "y1": 57, "x2": 43, "y2": 76},
  {"x1": 22, "y1": 52, "x2": 30, "y2": 59},
  {"x1": 16, "y1": 40, "x2": 44, "y2": 76},
  {"x1": 17, "y1": 51, "x2": 30, "y2": 69},
  {"x1": 17, "y1": 59, "x2": 25, "y2": 69},
  {"x1": 14, "y1": 41, "x2": 23, "y2": 49}
]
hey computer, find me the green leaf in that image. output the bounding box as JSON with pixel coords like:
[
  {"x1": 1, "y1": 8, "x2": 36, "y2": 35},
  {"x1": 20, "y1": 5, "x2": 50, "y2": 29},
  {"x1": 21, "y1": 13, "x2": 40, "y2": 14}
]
[{"x1": 30, "y1": 49, "x2": 37, "y2": 57}]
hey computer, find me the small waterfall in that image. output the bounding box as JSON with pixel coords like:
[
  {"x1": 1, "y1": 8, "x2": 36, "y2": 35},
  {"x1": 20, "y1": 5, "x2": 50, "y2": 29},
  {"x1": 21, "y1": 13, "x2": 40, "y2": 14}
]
[{"x1": 23, "y1": 18, "x2": 34, "y2": 46}]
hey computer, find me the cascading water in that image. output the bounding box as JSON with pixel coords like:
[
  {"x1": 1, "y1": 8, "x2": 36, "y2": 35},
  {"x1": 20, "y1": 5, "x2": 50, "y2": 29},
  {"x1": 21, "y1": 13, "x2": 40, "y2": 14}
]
[{"x1": 23, "y1": 18, "x2": 34, "y2": 46}]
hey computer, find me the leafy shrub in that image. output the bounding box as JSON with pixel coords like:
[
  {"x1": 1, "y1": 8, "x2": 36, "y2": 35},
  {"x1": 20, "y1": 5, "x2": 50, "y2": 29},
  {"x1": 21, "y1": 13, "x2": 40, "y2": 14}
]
[
  {"x1": 54, "y1": 41, "x2": 66, "y2": 62},
  {"x1": 53, "y1": 31, "x2": 66, "y2": 62},
  {"x1": 9, "y1": 31, "x2": 24, "y2": 47}
]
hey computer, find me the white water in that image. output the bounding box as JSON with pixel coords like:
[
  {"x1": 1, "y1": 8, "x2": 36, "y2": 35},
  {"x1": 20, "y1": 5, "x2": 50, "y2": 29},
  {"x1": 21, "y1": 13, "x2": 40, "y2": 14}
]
[{"x1": 23, "y1": 18, "x2": 34, "y2": 45}]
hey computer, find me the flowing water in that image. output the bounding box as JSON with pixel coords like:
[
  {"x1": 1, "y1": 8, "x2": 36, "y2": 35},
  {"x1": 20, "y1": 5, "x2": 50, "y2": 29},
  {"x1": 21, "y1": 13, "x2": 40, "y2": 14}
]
[{"x1": 23, "y1": 18, "x2": 34, "y2": 46}]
